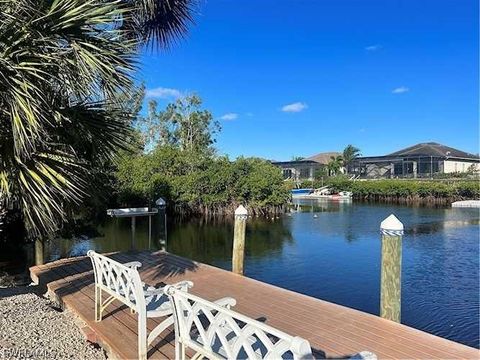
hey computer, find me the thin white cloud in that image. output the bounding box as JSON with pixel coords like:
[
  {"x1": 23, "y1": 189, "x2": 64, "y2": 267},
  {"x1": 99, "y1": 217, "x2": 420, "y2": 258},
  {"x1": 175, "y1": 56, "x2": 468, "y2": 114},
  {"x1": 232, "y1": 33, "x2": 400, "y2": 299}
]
[
  {"x1": 220, "y1": 113, "x2": 238, "y2": 121},
  {"x1": 392, "y1": 86, "x2": 410, "y2": 94},
  {"x1": 145, "y1": 87, "x2": 182, "y2": 98},
  {"x1": 281, "y1": 102, "x2": 308, "y2": 113},
  {"x1": 365, "y1": 44, "x2": 381, "y2": 51}
]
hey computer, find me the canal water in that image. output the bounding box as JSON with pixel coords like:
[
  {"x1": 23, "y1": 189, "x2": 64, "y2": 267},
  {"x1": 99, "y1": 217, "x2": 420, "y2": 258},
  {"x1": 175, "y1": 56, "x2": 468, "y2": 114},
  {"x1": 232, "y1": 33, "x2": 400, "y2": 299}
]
[{"x1": 46, "y1": 201, "x2": 480, "y2": 348}]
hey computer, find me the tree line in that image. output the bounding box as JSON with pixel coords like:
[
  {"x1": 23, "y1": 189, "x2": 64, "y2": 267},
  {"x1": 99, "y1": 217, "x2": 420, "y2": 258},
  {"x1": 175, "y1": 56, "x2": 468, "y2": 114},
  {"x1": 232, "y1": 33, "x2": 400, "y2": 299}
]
[{"x1": 116, "y1": 93, "x2": 289, "y2": 217}]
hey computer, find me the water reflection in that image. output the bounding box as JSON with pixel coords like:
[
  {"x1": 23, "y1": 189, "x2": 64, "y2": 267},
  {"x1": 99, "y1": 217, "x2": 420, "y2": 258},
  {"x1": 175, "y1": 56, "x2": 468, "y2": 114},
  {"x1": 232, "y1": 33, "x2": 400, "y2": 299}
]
[
  {"x1": 407, "y1": 218, "x2": 480, "y2": 235},
  {"x1": 167, "y1": 217, "x2": 293, "y2": 264},
  {"x1": 290, "y1": 198, "x2": 353, "y2": 213},
  {"x1": 46, "y1": 216, "x2": 163, "y2": 260}
]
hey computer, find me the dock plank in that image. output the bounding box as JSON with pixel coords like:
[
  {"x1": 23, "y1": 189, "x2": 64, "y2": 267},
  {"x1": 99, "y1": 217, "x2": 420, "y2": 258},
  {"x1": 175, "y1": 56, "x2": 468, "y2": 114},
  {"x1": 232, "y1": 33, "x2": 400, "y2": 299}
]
[{"x1": 30, "y1": 251, "x2": 479, "y2": 360}]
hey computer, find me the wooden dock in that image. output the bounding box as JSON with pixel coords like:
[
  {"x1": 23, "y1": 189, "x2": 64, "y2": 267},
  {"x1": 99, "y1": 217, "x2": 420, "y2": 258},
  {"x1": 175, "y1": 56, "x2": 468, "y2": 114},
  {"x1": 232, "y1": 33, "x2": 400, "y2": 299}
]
[{"x1": 30, "y1": 251, "x2": 478, "y2": 359}]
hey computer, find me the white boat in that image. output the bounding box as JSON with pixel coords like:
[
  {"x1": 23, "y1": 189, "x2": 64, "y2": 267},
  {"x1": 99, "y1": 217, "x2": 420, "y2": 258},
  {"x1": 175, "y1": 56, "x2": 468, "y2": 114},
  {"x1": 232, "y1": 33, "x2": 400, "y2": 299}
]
[
  {"x1": 451, "y1": 200, "x2": 480, "y2": 208},
  {"x1": 293, "y1": 187, "x2": 353, "y2": 200}
]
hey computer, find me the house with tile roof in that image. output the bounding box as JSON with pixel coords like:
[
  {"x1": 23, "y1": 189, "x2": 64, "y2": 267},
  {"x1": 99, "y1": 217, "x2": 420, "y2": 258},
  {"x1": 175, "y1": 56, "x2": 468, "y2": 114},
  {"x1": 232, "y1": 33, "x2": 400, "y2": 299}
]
[
  {"x1": 271, "y1": 152, "x2": 341, "y2": 181},
  {"x1": 350, "y1": 142, "x2": 479, "y2": 178}
]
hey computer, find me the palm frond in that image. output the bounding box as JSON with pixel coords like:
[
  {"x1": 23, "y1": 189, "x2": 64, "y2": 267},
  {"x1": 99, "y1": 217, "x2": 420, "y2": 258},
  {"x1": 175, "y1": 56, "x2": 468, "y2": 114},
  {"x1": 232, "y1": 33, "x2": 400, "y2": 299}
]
[{"x1": 125, "y1": 0, "x2": 197, "y2": 49}]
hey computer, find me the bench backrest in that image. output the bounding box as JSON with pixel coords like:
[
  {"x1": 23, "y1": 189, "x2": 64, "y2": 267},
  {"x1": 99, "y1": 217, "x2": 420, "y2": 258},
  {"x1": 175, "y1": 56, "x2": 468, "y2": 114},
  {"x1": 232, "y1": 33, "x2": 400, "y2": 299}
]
[
  {"x1": 87, "y1": 251, "x2": 145, "y2": 311},
  {"x1": 164, "y1": 286, "x2": 314, "y2": 360}
]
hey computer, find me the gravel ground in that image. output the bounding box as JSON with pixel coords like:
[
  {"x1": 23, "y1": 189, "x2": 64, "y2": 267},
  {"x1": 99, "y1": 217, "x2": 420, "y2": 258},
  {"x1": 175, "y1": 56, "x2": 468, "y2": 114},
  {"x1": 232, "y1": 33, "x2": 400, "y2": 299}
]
[{"x1": 0, "y1": 286, "x2": 106, "y2": 360}]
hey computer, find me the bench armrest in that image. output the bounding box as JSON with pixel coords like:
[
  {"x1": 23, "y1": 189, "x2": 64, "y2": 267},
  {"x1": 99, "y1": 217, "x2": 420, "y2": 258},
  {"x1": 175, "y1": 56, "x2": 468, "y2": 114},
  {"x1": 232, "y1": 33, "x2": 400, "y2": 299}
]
[
  {"x1": 124, "y1": 261, "x2": 142, "y2": 270},
  {"x1": 214, "y1": 297, "x2": 237, "y2": 309},
  {"x1": 145, "y1": 281, "x2": 194, "y2": 296},
  {"x1": 173, "y1": 281, "x2": 194, "y2": 292}
]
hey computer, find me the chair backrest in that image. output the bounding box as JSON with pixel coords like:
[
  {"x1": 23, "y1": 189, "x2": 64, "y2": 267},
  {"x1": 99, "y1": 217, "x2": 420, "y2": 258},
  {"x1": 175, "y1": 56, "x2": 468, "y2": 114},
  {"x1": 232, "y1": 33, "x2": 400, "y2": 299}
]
[
  {"x1": 87, "y1": 251, "x2": 145, "y2": 311},
  {"x1": 164, "y1": 286, "x2": 314, "y2": 360}
]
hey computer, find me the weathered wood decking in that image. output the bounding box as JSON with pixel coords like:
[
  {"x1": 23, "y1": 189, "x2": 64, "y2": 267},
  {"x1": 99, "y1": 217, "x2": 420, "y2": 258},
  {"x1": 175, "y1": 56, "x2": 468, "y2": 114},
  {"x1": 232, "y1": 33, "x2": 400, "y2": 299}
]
[{"x1": 30, "y1": 251, "x2": 478, "y2": 359}]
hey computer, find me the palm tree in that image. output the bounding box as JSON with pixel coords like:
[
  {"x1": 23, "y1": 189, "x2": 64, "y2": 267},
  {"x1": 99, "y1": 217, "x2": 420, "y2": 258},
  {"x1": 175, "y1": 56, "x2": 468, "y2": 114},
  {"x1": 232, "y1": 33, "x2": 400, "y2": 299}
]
[
  {"x1": 0, "y1": 0, "x2": 195, "y2": 238},
  {"x1": 327, "y1": 155, "x2": 344, "y2": 176},
  {"x1": 291, "y1": 156, "x2": 305, "y2": 161},
  {"x1": 342, "y1": 145, "x2": 361, "y2": 174}
]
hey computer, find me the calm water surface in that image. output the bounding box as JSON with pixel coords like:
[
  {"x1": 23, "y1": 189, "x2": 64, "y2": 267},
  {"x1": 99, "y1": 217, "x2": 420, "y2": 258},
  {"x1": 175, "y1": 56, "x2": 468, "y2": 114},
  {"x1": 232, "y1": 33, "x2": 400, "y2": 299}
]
[{"x1": 47, "y1": 201, "x2": 480, "y2": 348}]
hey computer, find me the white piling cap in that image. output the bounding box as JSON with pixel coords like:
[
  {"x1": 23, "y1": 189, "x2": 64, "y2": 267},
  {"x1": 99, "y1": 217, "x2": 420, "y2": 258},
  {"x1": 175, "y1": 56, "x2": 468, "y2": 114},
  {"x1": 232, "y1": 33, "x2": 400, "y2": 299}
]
[
  {"x1": 380, "y1": 214, "x2": 404, "y2": 231},
  {"x1": 235, "y1": 205, "x2": 248, "y2": 216},
  {"x1": 155, "y1": 197, "x2": 166, "y2": 206}
]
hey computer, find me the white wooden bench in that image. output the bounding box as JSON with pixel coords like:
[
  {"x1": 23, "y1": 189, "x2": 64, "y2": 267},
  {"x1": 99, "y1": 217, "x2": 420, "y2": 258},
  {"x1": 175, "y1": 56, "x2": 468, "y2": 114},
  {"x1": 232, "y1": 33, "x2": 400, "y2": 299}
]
[
  {"x1": 164, "y1": 285, "x2": 314, "y2": 359},
  {"x1": 87, "y1": 251, "x2": 192, "y2": 360},
  {"x1": 164, "y1": 285, "x2": 377, "y2": 360}
]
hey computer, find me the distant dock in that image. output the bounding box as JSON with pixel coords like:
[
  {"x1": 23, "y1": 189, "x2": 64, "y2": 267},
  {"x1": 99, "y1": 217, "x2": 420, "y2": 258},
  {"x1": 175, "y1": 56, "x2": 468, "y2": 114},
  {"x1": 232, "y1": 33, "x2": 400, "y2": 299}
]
[{"x1": 452, "y1": 200, "x2": 480, "y2": 208}]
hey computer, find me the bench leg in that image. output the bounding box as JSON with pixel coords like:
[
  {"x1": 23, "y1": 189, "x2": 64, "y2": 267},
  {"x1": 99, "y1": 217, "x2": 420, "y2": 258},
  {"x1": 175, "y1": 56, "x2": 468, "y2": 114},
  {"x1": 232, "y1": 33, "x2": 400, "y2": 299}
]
[
  {"x1": 94, "y1": 287, "x2": 102, "y2": 322},
  {"x1": 174, "y1": 338, "x2": 180, "y2": 360},
  {"x1": 175, "y1": 342, "x2": 186, "y2": 360},
  {"x1": 138, "y1": 313, "x2": 148, "y2": 360}
]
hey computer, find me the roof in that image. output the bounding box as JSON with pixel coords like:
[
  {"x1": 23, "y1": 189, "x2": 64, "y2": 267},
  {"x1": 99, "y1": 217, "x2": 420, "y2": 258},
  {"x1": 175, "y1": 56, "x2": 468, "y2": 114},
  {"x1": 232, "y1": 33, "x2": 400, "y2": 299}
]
[
  {"x1": 388, "y1": 142, "x2": 479, "y2": 160},
  {"x1": 270, "y1": 160, "x2": 319, "y2": 166},
  {"x1": 306, "y1": 152, "x2": 342, "y2": 165}
]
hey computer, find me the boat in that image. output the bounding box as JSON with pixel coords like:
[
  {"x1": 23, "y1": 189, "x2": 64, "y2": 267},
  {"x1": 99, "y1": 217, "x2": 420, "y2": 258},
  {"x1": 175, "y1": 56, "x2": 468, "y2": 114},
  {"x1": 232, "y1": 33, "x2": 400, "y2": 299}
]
[
  {"x1": 291, "y1": 188, "x2": 313, "y2": 195},
  {"x1": 292, "y1": 186, "x2": 353, "y2": 200},
  {"x1": 451, "y1": 200, "x2": 480, "y2": 208}
]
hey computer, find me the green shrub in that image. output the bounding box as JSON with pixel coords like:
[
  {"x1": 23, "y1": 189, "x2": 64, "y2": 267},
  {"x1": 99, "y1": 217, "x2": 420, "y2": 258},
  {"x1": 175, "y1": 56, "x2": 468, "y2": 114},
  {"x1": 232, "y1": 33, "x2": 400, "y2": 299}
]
[{"x1": 115, "y1": 147, "x2": 290, "y2": 214}]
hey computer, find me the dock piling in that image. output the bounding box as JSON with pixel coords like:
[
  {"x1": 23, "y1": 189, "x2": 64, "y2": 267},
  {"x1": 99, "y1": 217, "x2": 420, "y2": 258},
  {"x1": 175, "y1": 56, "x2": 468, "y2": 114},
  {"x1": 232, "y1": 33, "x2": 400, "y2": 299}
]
[
  {"x1": 131, "y1": 217, "x2": 136, "y2": 250},
  {"x1": 156, "y1": 197, "x2": 167, "y2": 251},
  {"x1": 35, "y1": 239, "x2": 44, "y2": 265},
  {"x1": 380, "y1": 214, "x2": 404, "y2": 322},
  {"x1": 232, "y1": 205, "x2": 248, "y2": 275}
]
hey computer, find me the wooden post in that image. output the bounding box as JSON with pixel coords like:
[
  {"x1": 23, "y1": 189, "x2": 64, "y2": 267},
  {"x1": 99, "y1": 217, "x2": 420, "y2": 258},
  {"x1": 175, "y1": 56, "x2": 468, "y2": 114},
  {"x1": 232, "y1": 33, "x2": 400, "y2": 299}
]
[
  {"x1": 131, "y1": 217, "x2": 136, "y2": 250},
  {"x1": 163, "y1": 209, "x2": 168, "y2": 251},
  {"x1": 148, "y1": 215, "x2": 152, "y2": 250},
  {"x1": 155, "y1": 197, "x2": 167, "y2": 251},
  {"x1": 380, "y1": 214, "x2": 404, "y2": 322},
  {"x1": 232, "y1": 205, "x2": 248, "y2": 275},
  {"x1": 35, "y1": 239, "x2": 44, "y2": 265}
]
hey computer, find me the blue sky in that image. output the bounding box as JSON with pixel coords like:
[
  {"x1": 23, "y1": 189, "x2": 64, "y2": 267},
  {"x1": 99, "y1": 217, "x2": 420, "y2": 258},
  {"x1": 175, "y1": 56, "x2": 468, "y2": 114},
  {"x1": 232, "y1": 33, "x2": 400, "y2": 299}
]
[{"x1": 138, "y1": 0, "x2": 478, "y2": 160}]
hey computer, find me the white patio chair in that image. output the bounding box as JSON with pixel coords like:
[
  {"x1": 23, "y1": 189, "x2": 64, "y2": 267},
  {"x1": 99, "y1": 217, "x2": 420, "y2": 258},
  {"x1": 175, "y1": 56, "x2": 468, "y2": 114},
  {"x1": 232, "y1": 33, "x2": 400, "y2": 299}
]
[{"x1": 87, "y1": 250, "x2": 192, "y2": 360}]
